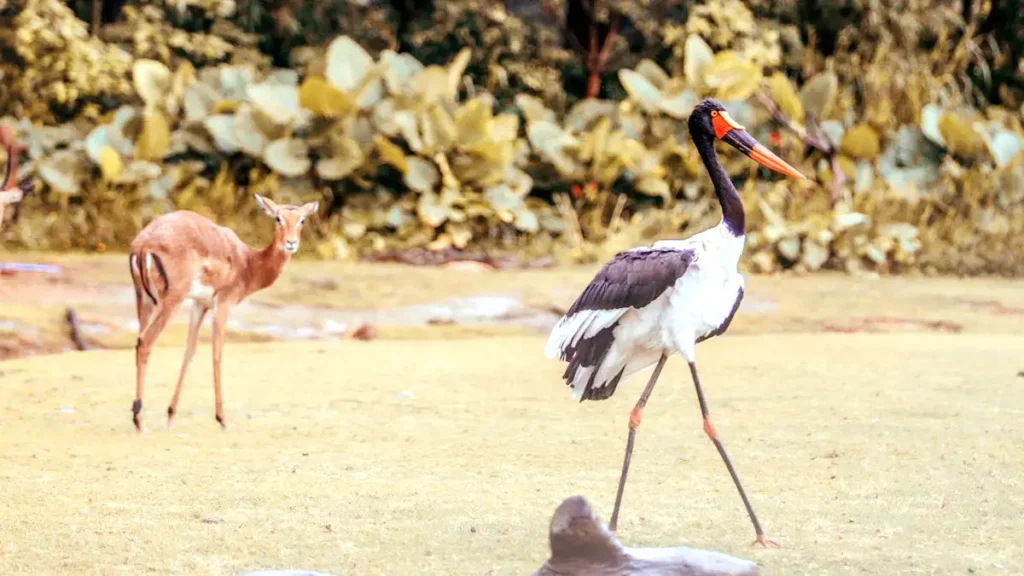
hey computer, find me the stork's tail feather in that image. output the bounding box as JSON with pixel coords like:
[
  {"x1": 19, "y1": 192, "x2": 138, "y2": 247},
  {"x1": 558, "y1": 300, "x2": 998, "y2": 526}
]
[
  {"x1": 554, "y1": 321, "x2": 627, "y2": 402},
  {"x1": 581, "y1": 368, "x2": 625, "y2": 401},
  {"x1": 545, "y1": 308, "x2": 626, "y2": 360}
]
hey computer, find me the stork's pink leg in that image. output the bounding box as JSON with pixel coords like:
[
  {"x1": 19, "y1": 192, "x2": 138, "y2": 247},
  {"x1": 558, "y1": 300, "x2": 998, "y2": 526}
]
[{"x1": 608, "y1": 354, "x2": 668, "y2": 534}]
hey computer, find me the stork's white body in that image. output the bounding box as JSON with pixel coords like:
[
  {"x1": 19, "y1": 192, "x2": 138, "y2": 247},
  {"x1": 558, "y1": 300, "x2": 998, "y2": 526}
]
[{"x1": 545, "y1": 222, "x2": 746, "y2": 401}]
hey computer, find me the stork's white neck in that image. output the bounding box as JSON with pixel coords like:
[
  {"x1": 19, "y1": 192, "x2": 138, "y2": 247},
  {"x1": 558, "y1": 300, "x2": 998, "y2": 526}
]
[
  {"x1": 714, "y1": 219, "x2": 746, "y2": 267},
  {"x1": 652, "y1": 220, "x2": 745, "y2": 269}
]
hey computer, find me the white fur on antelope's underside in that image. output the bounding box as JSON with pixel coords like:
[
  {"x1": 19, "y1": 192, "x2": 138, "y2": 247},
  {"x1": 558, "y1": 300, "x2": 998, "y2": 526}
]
[
  {"x1": 188, "y1": 301, "x2": 206, "y2": 327},
  {"x1": 188, "y1": 279, "x2": 215, "y2": 304},
  {"x1": 187, "y1": 276, "x2": 215, "y2": 306},
  {"x1": 543, "y1": 308, "x2": 626, "y2": 360},
  {"x1": 187, "y1": 261, "x2": 216, "y2": 306}
]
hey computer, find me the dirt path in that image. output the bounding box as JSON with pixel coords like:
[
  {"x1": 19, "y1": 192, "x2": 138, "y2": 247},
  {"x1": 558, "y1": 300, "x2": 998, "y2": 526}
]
[{"x1": 3, "y1": 253, "x2": 1023, "y2": 360}]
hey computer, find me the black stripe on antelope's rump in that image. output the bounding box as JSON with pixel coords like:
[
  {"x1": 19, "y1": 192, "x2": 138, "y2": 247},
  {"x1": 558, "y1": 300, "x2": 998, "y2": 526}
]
[
  {"x1": 150, "y1": 253, "x2": 170, "y2": 294},
  {"x1": 565, "y1": 248, "x2": 695, "y2": 316},
  {"x1": 138, "y1": 252, "x2": 159, "y2": 306}
]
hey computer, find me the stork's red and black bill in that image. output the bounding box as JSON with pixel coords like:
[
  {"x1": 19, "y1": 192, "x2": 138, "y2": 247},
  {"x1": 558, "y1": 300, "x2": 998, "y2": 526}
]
[{"x1": 711, "y1": 111, "x2": 806, "y2": 181}]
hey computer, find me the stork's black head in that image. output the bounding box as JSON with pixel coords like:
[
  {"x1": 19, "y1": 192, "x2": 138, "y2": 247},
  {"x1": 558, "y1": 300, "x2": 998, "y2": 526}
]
[
  {"x1": 687, "y1": 98, "x2": 730, "y2": 141},
  {"x1": 687, "y1": 98, "x2": 806, "y2": 181}
]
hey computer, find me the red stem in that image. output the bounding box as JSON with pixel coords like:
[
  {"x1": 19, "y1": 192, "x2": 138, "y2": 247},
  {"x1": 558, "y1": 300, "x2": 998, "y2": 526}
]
[
  {"x1": 583, "y1": 12, "x2": 619, "y2": 99},
  {"x1": 586, "y1": 73, "x2": 602, "y2": 98},
  {"x1": 91, "y1": 0, "x2": 102, "y2": 36}
]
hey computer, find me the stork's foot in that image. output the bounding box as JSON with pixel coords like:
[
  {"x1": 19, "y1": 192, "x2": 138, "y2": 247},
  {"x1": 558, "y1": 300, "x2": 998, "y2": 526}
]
[
  {"x1": 215, "y1": 413, "x2": 226, "y2": 430},
  {"x1": 752, "y1": 534, "x2": 780, "y2": 549}
]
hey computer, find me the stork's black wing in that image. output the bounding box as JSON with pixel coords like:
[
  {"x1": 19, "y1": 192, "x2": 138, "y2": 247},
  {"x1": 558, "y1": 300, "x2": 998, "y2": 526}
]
[{"x1": 565, "y1": 247, "x2": 695, "y2": 316}]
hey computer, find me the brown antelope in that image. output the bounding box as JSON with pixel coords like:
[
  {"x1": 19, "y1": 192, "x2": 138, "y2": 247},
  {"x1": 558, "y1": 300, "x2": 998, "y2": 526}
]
[
  {"x1": 0, "y1": 124, "x2": 33, "y2": 230},
  {"x1": 128, "y1": 194, "x2": 319, "y2": 432}
]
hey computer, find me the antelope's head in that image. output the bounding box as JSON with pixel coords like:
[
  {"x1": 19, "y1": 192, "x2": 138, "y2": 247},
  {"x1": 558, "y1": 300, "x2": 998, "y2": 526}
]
[{"x1": 254, "y1": 193, "x2": 319, "y2": 255}]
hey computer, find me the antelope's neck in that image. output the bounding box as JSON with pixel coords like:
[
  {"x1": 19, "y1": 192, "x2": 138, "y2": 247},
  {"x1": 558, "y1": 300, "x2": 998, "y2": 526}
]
[
  {"x1": 243, "y1": 242, "x2": 289, "y2": 295},
  {"x1": 695, "y1": 135, "x2": 745, "y2": 236}
]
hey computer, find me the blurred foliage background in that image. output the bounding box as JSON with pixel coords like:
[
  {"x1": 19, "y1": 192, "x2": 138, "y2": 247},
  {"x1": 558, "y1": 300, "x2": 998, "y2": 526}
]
[{"x1": 0, "y1": 0, "x2": 1022, "y2": 275}]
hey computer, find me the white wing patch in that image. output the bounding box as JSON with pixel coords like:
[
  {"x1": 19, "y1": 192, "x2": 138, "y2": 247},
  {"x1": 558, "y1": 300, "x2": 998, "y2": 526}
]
[{"x1": 544, "y1": 308, "x2": 626, "y2": 359}]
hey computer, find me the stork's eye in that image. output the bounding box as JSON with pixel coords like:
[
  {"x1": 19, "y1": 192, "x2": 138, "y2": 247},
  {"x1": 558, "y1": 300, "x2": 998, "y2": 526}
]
[{"x1": 710, "y1": 110, "x2": 719, "y2": 117}]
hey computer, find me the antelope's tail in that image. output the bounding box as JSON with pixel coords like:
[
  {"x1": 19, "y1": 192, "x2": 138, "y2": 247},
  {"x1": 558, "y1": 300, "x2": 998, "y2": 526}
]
[{"x1": 129, "y1": 250, "x2": 169, "y2": 306}]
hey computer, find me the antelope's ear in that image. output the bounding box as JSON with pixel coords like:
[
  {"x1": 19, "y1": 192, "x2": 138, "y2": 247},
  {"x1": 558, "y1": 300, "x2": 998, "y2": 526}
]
[
  {"x1": 302, "y1": 201, "x2": 319, "y2": 217},
  {"x1": 254, "y1": 193, "x2": 278, "y2": 216}
]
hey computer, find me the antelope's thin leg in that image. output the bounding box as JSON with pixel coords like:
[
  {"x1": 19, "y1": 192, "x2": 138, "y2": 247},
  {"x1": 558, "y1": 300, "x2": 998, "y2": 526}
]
[
  {"x1": 211, "y1": 300, "x2": 231, "y2": 429},
  {"x1": 608, "y1": 353, "x2": 668, "y2": 533},
  {"x1": 687, "y1": 361, "x2": 778, "y2": 548},
  {"x1": 132, "y1": 296, "x2": 184, "y2": 432},
  {"x1": 167, "y1": 303, "x2": 208, "y2": 428}
]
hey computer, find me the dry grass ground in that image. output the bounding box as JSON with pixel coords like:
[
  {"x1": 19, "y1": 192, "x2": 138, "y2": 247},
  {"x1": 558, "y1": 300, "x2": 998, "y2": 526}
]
[{"x1": 1, "y1": 255, "x2": 1023, "y2": 575}]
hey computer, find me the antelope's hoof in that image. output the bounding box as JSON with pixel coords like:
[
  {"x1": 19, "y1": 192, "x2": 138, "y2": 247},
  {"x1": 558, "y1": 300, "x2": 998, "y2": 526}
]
[
  {"x1": 132, "y1": 400, "x2": 144, "y2": 433},
  {"x1": 215, "y1": 414, "x2": 226, "y2": 429}
]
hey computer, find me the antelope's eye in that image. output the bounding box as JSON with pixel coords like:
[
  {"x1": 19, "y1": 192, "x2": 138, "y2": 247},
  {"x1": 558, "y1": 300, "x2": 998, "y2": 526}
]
[
  {"x1": 711, "y1": 110, "x2": 719, "y2": 117},
  {"x1": 276, "y1": 215, "x2": 284, "y2": 225},
  {"x1": 299, "y1": 217, "x2": 305, "y2": 226}
]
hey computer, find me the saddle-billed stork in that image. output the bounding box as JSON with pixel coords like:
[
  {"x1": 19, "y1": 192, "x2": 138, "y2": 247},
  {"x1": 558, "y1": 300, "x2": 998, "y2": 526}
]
[{"x1": 544, "y1": 98, "x2": 806, "y2": 547}]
